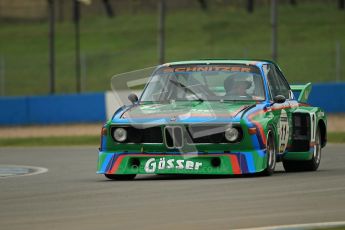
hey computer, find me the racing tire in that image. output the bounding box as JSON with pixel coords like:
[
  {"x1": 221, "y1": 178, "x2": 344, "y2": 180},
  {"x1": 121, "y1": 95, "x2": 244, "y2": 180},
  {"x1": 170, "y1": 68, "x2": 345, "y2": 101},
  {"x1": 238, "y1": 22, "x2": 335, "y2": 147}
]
[
  {"x1": 283, "y1": 127, "x2": 321, "y2": 172},
  {"x1": 261, "y1": 128, "x2": 277, "y2": 176},
  {"x1": 104, "y1": 174, "x2": 136, "y2": 180}
]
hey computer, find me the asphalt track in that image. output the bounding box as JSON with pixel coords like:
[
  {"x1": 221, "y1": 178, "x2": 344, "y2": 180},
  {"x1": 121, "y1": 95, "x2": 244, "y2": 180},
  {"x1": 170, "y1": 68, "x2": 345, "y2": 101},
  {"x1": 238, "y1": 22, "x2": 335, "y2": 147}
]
[{"x1": 0, "y1": 145, "x2": 344, "y2": 230}]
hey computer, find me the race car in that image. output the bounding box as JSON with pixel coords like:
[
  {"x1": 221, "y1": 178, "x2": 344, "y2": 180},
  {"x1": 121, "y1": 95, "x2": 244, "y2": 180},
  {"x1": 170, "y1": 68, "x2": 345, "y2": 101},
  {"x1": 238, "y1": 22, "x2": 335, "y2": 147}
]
[{"x1": 97, "y1": 60, "x2": 327, "y2": 180}]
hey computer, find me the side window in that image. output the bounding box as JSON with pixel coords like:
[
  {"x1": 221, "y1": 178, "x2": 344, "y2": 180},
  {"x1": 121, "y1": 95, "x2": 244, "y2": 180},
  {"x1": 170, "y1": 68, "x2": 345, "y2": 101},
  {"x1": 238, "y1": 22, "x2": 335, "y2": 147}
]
[
  {"x1": 264, "y1": 64, "x2": 290, "y2": 99},
  {"x1": 274, "y1": 67, "x2": 291, "y2": 98}
]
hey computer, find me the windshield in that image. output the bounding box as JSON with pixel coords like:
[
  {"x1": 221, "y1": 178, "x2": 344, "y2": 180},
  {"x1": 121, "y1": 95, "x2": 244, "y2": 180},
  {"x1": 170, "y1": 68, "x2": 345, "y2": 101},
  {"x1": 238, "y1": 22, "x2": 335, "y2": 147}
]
[{"x1": 140, "y1": 64, "x2": 265, "y2": 102}]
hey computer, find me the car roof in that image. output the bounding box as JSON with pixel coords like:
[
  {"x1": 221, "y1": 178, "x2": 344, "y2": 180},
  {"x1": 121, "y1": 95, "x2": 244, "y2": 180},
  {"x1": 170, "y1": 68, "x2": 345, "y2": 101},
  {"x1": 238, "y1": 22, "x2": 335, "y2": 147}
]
[{"x1": 164, "y1": 59, "x2": 278, "y2": 68}]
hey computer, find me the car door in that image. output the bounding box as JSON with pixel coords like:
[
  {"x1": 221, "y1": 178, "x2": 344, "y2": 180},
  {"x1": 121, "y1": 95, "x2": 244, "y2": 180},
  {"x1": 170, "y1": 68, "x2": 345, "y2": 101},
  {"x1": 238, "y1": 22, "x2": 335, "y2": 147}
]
[{"x1": 263, "y1": 64, "x2": 294, "y2": 154}]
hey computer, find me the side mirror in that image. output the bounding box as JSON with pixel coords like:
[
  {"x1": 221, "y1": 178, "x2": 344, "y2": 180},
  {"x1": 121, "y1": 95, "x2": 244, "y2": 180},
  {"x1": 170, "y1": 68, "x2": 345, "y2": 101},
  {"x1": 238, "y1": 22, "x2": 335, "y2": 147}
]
[
  {"x1": 128, "y1": 93, "x2": 138, "y2": 104},
  {"x1": 273, "y1": 95, "x2": 286, "y2": 104}
]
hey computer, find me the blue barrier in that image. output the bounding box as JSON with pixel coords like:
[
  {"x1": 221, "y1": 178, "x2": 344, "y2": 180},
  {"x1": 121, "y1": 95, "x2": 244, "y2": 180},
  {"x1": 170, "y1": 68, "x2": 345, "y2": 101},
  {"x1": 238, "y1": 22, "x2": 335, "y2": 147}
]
[
  {"x1": 0, "y1": 93, "x2": 106, "y2": 125},
  {"x1": 0, "y1": 83, "x2": 344, "y2": 126},
  {"x1": 0, "y1": 96, "x2": 29, "y2": 125},
  {"x1": 308, "y1": 83, "x2": 345, "y2": 113}
]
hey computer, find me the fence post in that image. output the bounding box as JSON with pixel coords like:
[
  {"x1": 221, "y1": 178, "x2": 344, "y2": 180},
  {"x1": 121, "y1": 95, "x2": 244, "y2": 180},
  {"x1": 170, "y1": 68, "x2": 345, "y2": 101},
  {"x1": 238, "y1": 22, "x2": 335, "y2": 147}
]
[
  {"x1": 271, "y1": 0, "x2": 278, "y2": 62},
  {"x1": 81, "y1": 53, "x2": 87, "y2": 91},
  {"x1": 336, "y1": 42, "x2": 341, "y2": 82},
  {"x1": 0, "y1": 55, "x2": 5, "y2": 96},
  {"x1": 158, "y1": 0, "x2": 166, "y2": 64},
  {"x1": 74, "y1": 0, "x2": 81, "y2": 93},
  {"x1": 48, "y1": 0, "x2": 56, "y2": 94}
]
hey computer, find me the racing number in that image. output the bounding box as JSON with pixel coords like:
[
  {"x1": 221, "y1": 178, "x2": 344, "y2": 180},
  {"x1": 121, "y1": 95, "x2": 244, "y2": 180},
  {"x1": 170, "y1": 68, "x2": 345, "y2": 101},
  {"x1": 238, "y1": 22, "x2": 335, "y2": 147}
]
[{"x1": 278, "y1": 109, "x2": 289, "y2": 153}]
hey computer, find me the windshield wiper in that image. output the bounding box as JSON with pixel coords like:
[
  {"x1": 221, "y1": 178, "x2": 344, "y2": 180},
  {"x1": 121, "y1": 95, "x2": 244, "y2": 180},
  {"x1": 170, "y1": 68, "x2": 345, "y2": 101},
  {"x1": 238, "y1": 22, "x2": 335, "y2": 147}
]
[{"x1": 168, "y1": 79, "x2": 204, "y2": 102}]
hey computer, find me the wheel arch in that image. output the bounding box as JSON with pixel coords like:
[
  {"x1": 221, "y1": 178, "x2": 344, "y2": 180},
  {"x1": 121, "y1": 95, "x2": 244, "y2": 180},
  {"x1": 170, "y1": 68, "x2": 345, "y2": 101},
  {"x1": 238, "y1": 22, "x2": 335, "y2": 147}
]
[
  {"x1": 318, "y1": 119, "x2": 327, "y2": 148},
  {"x1": 266, "y1": 124, "x2": 278, "y2": 153}
]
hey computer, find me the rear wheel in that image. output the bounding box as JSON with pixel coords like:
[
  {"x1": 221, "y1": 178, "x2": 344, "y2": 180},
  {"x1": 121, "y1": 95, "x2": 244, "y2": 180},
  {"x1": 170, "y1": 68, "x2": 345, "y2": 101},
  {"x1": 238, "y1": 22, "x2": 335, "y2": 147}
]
[
  {"x1": 104, "y1": 174, "x2": 136, "y2": 180},
  {"x1": 261, "y1": 129, "x2": 276, "y2": 176},
  {"x1": 283, "y1": 128, "x2": 321, "y2": 172}
]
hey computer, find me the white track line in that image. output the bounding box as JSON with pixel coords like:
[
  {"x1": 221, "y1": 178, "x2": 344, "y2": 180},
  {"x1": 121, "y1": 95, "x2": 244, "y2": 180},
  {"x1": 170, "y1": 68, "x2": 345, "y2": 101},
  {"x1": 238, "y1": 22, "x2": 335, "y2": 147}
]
[
  {"x1": 236, "y1": 221, "x2": 345, "y2": 230},
  {"x1": 0, "y1": 165, "x2": 48, "y2": 178}
]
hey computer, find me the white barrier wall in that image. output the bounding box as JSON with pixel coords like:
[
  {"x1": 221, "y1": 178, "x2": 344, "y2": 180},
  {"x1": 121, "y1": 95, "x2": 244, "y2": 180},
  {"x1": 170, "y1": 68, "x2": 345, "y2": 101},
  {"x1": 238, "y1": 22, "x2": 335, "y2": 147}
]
[{"x1": 105, "y1": 90, "x2": 142, "y2": 120}]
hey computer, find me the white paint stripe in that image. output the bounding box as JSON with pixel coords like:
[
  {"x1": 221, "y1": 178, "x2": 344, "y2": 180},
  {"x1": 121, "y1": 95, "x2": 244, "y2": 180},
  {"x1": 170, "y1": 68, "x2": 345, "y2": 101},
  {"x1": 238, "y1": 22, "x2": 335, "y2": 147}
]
[
  {"x1": 105, "y1": 91, "x2": 117, "y2": 120},
  {"x1": 0, "y1": 165, "x2": 48, "y2": 179},
  {"x1": 236, "y1": 221, "x2": 345, "y2": 230},
  {"x1": 105, "y1": 90, "x2": 141, "y2": 120}
]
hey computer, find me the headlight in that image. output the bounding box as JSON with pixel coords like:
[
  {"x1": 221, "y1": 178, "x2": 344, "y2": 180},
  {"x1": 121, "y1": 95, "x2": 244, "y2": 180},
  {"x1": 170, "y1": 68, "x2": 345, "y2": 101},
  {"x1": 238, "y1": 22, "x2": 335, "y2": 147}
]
[
  {"x1": 113, "y1": 128, "x2": 127, "y2": 142},
  {"x1": 225, "y1": 127, "x2": 239, "y2": 142}
]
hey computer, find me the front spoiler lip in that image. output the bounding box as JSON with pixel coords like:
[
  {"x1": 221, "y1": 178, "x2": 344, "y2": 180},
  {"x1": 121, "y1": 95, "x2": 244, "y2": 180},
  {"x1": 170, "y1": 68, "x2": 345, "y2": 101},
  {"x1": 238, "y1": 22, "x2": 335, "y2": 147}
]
[{"x1": 97, "y1": 151, "x2": 266, "y2": 175}]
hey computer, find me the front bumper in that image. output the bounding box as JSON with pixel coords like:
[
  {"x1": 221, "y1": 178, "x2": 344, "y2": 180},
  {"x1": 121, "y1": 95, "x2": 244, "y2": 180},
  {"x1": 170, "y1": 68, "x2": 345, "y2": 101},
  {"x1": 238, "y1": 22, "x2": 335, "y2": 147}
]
[{"x1": 97, "y1": 150, "x2": 267, "y2": 175}]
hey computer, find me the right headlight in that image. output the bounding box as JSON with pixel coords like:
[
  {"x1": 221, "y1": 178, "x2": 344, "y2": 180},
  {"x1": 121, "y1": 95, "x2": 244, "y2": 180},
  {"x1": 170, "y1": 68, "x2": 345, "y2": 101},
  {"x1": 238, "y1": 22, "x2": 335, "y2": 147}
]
[
  {"x1": 113, "y1": 128, "x2": 127, "y2": 142},
  {"x1": 225, "y1": 127, "x2": 240, "y2": 142}
]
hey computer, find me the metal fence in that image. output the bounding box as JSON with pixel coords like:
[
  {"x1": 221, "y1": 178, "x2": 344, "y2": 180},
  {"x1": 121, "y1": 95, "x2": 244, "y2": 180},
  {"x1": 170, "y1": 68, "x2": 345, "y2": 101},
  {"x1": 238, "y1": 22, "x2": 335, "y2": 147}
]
[{"x1": 0, "y1": 0, "x2": 344, "y2": 96}]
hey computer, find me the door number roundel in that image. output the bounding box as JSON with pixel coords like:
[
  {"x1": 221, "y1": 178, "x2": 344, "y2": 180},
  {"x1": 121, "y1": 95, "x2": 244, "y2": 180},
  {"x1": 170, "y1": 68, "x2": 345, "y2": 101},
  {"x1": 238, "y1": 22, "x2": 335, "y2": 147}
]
[{"x1": 278, "y1": 109, "x2": 289, "y2": 153}]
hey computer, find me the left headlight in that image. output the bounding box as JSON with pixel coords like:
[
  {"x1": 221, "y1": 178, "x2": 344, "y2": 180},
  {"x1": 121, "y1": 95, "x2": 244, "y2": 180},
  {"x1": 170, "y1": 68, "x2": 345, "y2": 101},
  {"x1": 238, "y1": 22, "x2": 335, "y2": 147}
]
[
  {"x1": 225, "y1": 127, "x2": 240, "y2": 142},
  {"x1": 113, "y1": 128, "x2": 127, "y2": 142}
]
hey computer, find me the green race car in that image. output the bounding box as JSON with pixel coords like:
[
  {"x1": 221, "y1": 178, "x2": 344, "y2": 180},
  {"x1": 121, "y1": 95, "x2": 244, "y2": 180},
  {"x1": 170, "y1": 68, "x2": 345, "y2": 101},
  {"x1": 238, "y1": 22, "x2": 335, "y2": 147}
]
[{"x1": 97, "y1": 60, "x2": 327, "y2": 180}]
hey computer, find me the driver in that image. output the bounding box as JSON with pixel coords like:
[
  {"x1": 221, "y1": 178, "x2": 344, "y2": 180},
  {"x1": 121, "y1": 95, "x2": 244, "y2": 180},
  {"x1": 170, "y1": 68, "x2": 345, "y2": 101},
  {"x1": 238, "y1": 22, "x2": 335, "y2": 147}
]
[
  {"x1": 224, "y1": 77, "x2": 252, "y2": 97},
  {"x1": 173, "y1": 72, "x2": 215, "y2": 99}
]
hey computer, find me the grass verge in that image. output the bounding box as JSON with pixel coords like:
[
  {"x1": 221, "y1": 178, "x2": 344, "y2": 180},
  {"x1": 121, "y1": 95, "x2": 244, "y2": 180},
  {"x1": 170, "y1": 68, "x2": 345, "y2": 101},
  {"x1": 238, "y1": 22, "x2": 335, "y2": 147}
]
[
  {"x1": 0, "y1": 132, "x2": 344, "y2": 147},
  {"x1": 320, "y1": 227, "x2": 345, "y2": 230},
  {"x1": 327, "y1": 132, "x2": 345, "y2": 144}
]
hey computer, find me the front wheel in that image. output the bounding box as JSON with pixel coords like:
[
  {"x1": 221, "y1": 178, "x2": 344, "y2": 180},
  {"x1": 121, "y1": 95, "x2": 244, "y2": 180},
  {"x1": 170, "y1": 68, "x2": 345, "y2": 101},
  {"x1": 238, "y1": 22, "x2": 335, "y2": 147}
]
[
  {"x1": 104, "y1": 174, "x2": 136, "y2": 180},
  {"x1": 261, "y1": 129, "x2": 277, "y2": 176},
  {"x1": 283, "y1": 128, "x2": 321, "y2": 172}
]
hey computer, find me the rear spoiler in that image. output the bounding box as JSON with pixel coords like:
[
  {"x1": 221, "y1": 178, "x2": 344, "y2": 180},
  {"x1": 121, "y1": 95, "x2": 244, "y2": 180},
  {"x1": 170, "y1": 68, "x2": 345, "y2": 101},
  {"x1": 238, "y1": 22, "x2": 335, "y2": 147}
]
[{"x1": 290, "y1": 82, "x2": 312, "y2": 103}]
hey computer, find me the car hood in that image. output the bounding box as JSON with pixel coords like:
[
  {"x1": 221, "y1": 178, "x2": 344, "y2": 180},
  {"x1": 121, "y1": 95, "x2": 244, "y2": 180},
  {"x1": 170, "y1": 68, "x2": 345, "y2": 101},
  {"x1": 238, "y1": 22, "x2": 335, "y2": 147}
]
[{"x1": 112, "y1": 101, "x2": 257, "y2": 124}]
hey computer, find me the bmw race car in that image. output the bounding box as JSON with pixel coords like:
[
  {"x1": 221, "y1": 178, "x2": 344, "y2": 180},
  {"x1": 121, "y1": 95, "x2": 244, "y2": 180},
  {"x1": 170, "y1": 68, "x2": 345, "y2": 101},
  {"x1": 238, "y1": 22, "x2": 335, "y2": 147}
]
[{"x1": 97, "y1": 60, "x2": 327, "y2": 180}]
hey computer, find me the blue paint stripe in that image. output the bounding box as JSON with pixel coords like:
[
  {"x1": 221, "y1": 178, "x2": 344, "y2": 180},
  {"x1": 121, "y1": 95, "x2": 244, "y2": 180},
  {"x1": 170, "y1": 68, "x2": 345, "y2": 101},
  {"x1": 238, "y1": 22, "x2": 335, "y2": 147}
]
[
  {"x1": 256, "y1": 149, "x2": 265, "y2": 158},
  {"x1": 243, "y1": 152, "x2": 256, "y2": 173},
  {"x1": 101, "y1": 136, "x2": 107, "y2": 151},
  {"x1": 256, "y1": 132, "x2": 266, "y2": 149},
  {"x1": 250, "y1": 134, "x2": 260, "y2": 150},
  {"x1": 240, "y1": 154, "x2": 249, "y2": 173},
  {"x1": 100, "y1": 154, "x2": 114, "y2": 172},
  {"x1": 105, "y1": 154, "x2": 116, "y2": 172}
]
